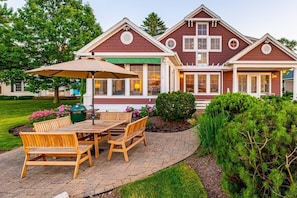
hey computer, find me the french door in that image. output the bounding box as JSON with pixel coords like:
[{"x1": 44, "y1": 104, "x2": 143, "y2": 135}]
[{"x1": 238, "y1": 73, "x2": 270, "y2": 97}]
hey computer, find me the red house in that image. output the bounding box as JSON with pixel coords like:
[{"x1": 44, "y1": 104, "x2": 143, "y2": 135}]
[{"x1": 76, "y1": 5, "x2": 297, "y2": 111}]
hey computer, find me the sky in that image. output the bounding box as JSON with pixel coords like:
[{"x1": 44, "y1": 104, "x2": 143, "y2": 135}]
[{"x1": 2, "y1": 0, "x2": 297, "y2": 40}]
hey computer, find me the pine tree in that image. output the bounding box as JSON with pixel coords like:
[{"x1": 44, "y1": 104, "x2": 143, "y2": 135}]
[{"x1": 141, "y1": 12, "x2": 167, "y2": 36}]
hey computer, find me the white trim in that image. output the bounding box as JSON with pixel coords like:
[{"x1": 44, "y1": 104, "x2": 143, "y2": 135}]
[{"x1": 77, "y1": 52, "x2": 175, "y2": 58}]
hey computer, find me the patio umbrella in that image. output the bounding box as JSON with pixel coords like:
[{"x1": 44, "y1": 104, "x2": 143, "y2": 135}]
[{"x1": 26, "y1": 56, "x2": 138, "y2": 125}]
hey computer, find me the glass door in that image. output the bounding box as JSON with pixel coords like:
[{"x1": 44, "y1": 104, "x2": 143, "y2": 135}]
[{"x1": 250, "y1": 75, "x2": 258, "y2": 97}]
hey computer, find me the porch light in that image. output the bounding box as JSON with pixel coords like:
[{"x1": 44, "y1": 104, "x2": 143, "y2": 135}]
[
  {"x1": 135, "y1": 83, "x2": 140, "y2": 89},
  {"x1": 180, "y1": 73, "x2": 184, "y2": 78},
  {"x1": 271, "y1": 73, "x2": 277, "y2": 79}
]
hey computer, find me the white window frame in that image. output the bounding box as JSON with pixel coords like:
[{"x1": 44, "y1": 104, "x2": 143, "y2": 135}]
[
  {"x1": 196, "y1": 52, "x2": 208, "y2": 65},
  {"x1": 183, "y1": 72, "x2": 220, "y2": 95},
  {"x1": 210, "y1": 36, "x2": 222, "y2": 52},
  {"x1": 196, "y1": 22, "x2": 209, "y2": 36},
  {"x1": 183, "y1": 36, "x2": 195, "y2": 51}
]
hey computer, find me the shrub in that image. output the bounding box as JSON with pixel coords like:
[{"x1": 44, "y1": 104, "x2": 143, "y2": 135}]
[
  {"x1": 205, "y1": 92, "x2": 262, "y2": 120},
  {"x1": 138, "y1": 104, "x2": 156, "y2": 118},
  {"x1": 197, "y1": 112, "x2": 229, "y2": 154},
  {"x1": 214, "y1": 101, "x2": 297, "y2": 197},
  {"x1": 125, "y1": 105, "x2": 156, "y2": 118},
  {"x1": 156, "y1": 91, "x2": 196, "y2": 121}
]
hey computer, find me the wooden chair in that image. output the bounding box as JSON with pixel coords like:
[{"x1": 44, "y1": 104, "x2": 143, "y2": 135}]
[
  {"x1": 107, "y1": 116, "x2": 148, "y2": 162},
  {"x1": 19, "y1": 132, "x2": 93, "y2": 179}
]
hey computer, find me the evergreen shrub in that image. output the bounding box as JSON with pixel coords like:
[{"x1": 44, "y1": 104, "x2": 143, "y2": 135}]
[
  {"x1": 205, "y1": 92, "x2": 262, "y2": 120},
  {"x1": 196, "y1": 93, "x2": 262, "y2": 155},
  {"x1": 156, "y1": 91, "x2": 196, "y2": 121},
  {"x1": 214, "y1": 101, "x2": 297, "y2": 197},
  {"x1": 197, "y1": 112, "x2": 228, "y2": 154}
]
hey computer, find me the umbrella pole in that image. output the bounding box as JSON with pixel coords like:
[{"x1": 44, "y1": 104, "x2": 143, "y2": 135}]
[{"x1": 92, "y1": 72, "x2": 95, "y2": 125}]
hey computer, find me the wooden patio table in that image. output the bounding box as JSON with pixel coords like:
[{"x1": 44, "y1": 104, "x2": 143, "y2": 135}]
[{"x1": 50, "y1": 120, "x2": 126, "y2": 158}]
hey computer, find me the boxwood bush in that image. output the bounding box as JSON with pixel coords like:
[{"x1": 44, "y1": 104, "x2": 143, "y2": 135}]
[
  {"x1": 156, "y1": 91, "x2": 196, "y2": 121},
  {"x1": 214, "y1": 100, "x2": 297, "y2": 197}
]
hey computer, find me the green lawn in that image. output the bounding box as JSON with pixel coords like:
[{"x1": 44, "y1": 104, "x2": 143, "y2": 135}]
[
  {"x1": 119, "y1": 162, "x2": 207, "y2": 198},
  {"x1": 0, "y1": 99, "x2": 79, "y2": 150}
]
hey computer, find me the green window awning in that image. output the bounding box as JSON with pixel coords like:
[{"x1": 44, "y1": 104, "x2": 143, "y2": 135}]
[{"x1": 104, "y1": 58, "x2": 161, "y2": 64}]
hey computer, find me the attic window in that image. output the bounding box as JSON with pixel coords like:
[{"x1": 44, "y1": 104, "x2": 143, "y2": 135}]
[
  {"x1": 165, "y1": 38, "x2": 176, "y2": 49},
  {"x1": 228, "y1": 38, "x2": 239, "y2": 50},
  {"x1": 261, "y1": 44, "x2": 272, "y2": 55},
  {"x1": 120, "y1": 31, "x2": 133, "y2": 45}
]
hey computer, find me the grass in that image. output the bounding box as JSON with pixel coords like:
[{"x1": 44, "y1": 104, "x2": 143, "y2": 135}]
[
  {"x1": 0, "y1": 99, "x2": 79, "y2": 150},
  {"x1": 118, "y1": 162, "x2": 207, "y2": 198}
]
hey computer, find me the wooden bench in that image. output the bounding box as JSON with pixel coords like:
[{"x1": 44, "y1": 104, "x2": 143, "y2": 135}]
[
  {"x1": 19, "y1": 132, "x2": 93, "y2": 179},
  {"x1": 100, "y1": 112, "x2": 132, "y2": 136},
  {"x1": 33, "y1": 118, "x2": 60, "y2": 132},
  {"x1": 107, "y1": 116, "x2": 148, "y2": 162},
  {"x1": 33, "y1": 116, "x2": 73, "y2": 133},
  {"x1": 56, "y1": 116, "x2": 72, "y2": 128}
]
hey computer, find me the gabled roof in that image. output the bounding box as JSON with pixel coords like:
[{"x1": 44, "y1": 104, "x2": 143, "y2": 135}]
[
  {"x1": 76, "y1": 18, "x2": 175, "y2": 56},
  {"x1": 157, "y1": 4, "x2": 253, "y2": 45},
  {"x1": 227, "y1": 33, "x2": 297, "y2": 64}
]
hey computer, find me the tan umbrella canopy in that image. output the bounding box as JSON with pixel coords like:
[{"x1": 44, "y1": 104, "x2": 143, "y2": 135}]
[{"x1": 26, "y1": 56, "x2": 138, "y2": 125}]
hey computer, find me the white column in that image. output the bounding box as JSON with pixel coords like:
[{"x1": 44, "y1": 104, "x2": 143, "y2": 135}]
[
  {"x1": 160, "y1": 58, "x2": 168, "y2": 93},
  {"x1": 83, "y1": 78, "x2": 92, "y2": 108},
  {"x1": 232, "y1": 66, "x2": 238, "y2": 93},
  {"x1": 293, "y1": 67, "x2": 297, "y2": 100},
  {"x1": 143, "y1": 64, "x2": 148, "y2": 97}
]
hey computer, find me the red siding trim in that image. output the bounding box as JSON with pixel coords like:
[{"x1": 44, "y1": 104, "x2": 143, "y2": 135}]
[{"x1": 91, "y1": 29, "x2": 162, "y2": 53}]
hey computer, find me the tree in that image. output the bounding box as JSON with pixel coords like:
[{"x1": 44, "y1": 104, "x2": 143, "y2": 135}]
[
  {"x1": 278, "y1": 37, "x2": 297, "y2": 52},
  {"x1": 141, "y1": 12, "x2": 167, "y2": 36},
  {"x1": 0, "y1": 2, "x2": 26, "y2": 71},
  {"x1": 11, "y1": 0, "x2": 102, "y2": 103}
]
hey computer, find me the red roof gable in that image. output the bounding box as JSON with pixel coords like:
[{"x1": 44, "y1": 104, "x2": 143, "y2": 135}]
[
  {"x1": 90, "y1": 29, "x2": 163, "y2": 53},
  {"x1": 239, "y1": 41, "x2": 295, "y2": 61}
]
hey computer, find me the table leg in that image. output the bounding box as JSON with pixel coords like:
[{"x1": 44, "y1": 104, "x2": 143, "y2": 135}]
[{"x1": 94, "y1": 133, "x2": 99, "y2": 158}]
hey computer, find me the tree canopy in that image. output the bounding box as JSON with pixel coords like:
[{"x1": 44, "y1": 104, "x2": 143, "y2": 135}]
[
  {"x1": 141, "y1": 12, "x2": 167, "y2": 36},
  {"x1": 0, "y1": 0, "x2": 102, "y2": 103},
  {"x1": 278, "y1": 37, "x2": 297, "y2": 52}
]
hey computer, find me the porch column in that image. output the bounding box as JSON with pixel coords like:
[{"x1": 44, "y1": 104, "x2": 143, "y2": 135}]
[
  {"x1": 232, "y1": 66, "x2": 238, "y2": 92},
  {"x1": 83, "y1": 78, "x2": 92, "y2": 108},
  {"x1": 161, "y1": 58, "x2": 169, "y2": 93},
  {"x1": 293, "y1": 67, "x2": 297, "y2": 100}
]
